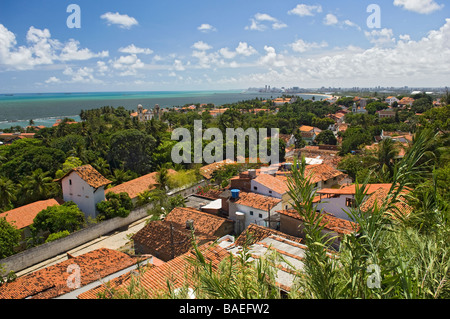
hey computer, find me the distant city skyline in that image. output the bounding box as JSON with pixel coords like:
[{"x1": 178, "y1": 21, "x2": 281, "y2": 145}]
[{"x1": 0, "y1": 0, "x2": 449, "y2": 93}]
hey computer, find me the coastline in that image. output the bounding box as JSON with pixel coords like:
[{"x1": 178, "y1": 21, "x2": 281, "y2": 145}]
[{"x1": 0, "y1": 91, "x2": 324, "y2": 129}]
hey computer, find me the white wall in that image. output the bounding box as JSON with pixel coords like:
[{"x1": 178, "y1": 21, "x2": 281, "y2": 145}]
[
  {"x1": 315, "y1": 195, "x2": 354, "y2": 221},
  {"x1": 229, "y1": 201, "x2": 282, "y2": 234},
  {"x1": 61, "y1": 172, "x2": 105, "y2": 219},
  {"x1": 251, "y1": 179, "x2": 283, "y2": 199}
]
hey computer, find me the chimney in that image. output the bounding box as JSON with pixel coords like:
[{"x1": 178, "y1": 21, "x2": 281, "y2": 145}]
[{"x1": 186, "y1": 219, "x2": 195, "y2": 230}]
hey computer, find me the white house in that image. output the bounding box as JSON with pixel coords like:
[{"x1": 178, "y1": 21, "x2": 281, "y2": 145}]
[
  {"x1": 315, "y1": 184, "x2": 393, "y2": 221},
  {"x1": 227, "y1": 190, "x2": 282, "y2": 234},
  {"x1": 58, "y1": 165, "x2": 112, "y2": 219},
  {"x1": 385, "y1": 96, "x2": 399, "y2": 106},
  {"x1": 251, "y1": 173, "x2": 289, "y2": 199}
]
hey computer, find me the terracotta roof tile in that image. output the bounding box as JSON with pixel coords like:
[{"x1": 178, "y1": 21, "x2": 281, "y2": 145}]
[
  {"x1": 199, "y1": 159, "x2": 236, "y2": 179},
  {"x1": 164, "y1": 207, "x2": 233, "y2": 237},
  {"x1": 253, "y1": 173, "x2": 289, "y2": 195},
  {"x1": 106, "y1": 169, "x2": 176, "y2": 199},
  {"x1": 360, "y1": 187, "x2": 412, "y2": 217},
  {"x1": 57, "y1": 165, "x2": 112, "y2": 189},
  {"x1": 132, "y1": 221, "x2": 215, "y2": 261},
  {"x1": 305, "y1": 164, "x2": 345, "y2": 184},
  {"x1": 0, "y1": 199, "x2": 61, "y2": 230},
  {"x1": 278, "y1": 209, "x2": 358, "y2": 235},
  {"x1": 234, "y1": 224, "x2": 304, "y2": 247},
  {"x1": 233, "y1": 191, "x2": 281, "y2": 211},
  {"x1": 317, "y1": 183, "x2": 393, "y2": 196},
  {"x1": 0, "y1": 248, "x2": 138, "y2": 299},
  {"x1": 78, "y1": 242, "x2": 230, "y2": 299}
]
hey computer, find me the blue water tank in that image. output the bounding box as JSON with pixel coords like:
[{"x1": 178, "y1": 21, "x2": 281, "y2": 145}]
[{"x1": 231, "y1": 189, "x2": 240, "y2": 199}]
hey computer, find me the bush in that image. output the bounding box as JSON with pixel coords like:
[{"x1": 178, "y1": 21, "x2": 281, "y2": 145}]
[
  {"x1": 45, "y1": 230, "x2": 70, "y2": 243},
  {"x1": 96, "y1": 192, "x2": 133, "y2": 220}
]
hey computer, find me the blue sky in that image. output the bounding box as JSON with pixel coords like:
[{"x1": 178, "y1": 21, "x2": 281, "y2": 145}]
[{"x1": 0, "y1": 0, "x2": 449, "y2": 93}]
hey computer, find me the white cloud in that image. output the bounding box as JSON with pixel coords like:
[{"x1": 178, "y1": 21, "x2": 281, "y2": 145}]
[
  {"x1": 100, "y1": 12, "x2": 138, "y2": 29},
  {"x1": 245, "y1": 13, "x2": 287, "y2": 31},
  {"x1": 191, "y1": 50, "x2": 220, "y2": 69},
  {"x1": 235, "y1": 42, "x2": 257, "y2": 56},
  {"x1": 219, "y1": 47, "x2": 237, "y2": 59},
  {"x1": 324, "y1": 14, "x2": 339, "y2": 26},
  {"x1": 290, "y1": 39, "x2": 328, "y2": 53},
  {"x1": 393, "y1": 0, "x2": 444, "y2": 14},
  {"x1": 259, "y1": 45, "x2": 286, "y2": 67},
  {"x1": 365, "y1": 28, "x2": 396, "y2": 46},
  {"x1": 118, "y1": 44, "x2": 153, "y2": 55},
  {"x1": 96, "y1": 61, "x2": 109, "y2": 75},
  {"x1": 272, "y1": 22, "x2": 288, "y2": 30},
  {"x1": 399, "y1": 34, "x2": 412, "y2": 41},
  {"x1": 0, "y1": 24, "x2": 110, "y2": 70},
  {"x1": 288, "y1": 4, "x2": 323, "y2": 16},
  {"x1": 219, "y1": 42, "x2": 257, "y2": 59},
  {"x1": 198, "y1": 23, "x2": 217, "y2": 33},
  {"x1": 63, "y1": 66, "x2": 102, "y2": 83},
  {"x1": 343, "y1": 20, "x2": 361, "y2": 31},
  {"x1": 45, "y1": 76, "x2": 60, "y2": 84},
  {"x1": 235, "y1": 19, "x2": 450, "y2": 88},
  {"x1": 111, "y1": 54, "x2": 145, "y2": 76},
  {"x1": 59, "y1": 39, "x2": 109, "y2": 61},
  {"x1": 254, "y1": 13, "x2": 277, "y2": 22},
  {"x1": 173, "y1": 59, "x2": 186, "y2": 71},
  {"x1": 192, "y1": 41, "x2": 213, "y2": 51},
  {"x1": 245, "y1": 19, "x2": 267, "y2": 31}
]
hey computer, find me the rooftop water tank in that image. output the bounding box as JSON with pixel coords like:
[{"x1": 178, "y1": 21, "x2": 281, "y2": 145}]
[{"x1": 231, "y1": 189, "x2": 240, "y2": 199}]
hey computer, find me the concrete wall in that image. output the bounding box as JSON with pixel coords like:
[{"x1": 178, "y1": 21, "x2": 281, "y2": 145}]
[{"x1": 0, "y1": 180, "x2": 206, "y2": 274}]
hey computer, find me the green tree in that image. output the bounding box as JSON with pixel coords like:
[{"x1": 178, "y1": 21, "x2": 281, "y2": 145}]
[
  {"x1": 20, "y1": 169, "x2": 57, "y2": 204},
  {"x1": 32, "y1": 201, "x2": 86, "y2": 235},
  {"x1": 96, "y1": 192, "x2": 133, "y2": 220},
  {"x1": 0, "y1": 217, "x2": 21, "y2": 259},
  {"x1": 0, "y1": 177, "x2": 17, "y2": 212},
  {"x1": 108, "y1": 130, "x2": 156, "y2": 175},
  {"x1": 315, "y1": 130, "x2": 337, "y2": 145}
]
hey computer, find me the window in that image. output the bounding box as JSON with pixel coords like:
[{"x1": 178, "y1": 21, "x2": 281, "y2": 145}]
[
  {"x1": 346, "y1": 197, "x2": 356, "y2": 208},
  {"x1": 269, "y1": 190, "x2": 272, "y2": 194},
  {"x1": 254, "y1": 186, "x2": 258, "y2": 190},
  {"x1": 250, "y1": 211, "x2": 254, "y2": 216},
  {"x1": 69, "y1": 179, "x2": 72, "y2": 185},
  {"x1": 259, "y1": 214, "x2": 263, "y2": 218}
]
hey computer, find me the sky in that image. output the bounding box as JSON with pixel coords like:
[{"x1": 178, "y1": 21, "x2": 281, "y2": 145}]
[{"x1": 0, "y1": 0, "x2": 449, "y2": 93}]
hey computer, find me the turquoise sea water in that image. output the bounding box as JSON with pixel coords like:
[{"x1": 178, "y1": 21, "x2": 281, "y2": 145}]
[{"x1": 0, "y1": 90, "x2": 324, "y2": 129}]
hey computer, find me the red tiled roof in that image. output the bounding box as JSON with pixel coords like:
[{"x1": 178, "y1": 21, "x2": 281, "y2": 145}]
[
  {"x1": 0, "y1": 199, "x2": 61, "y2": 230},
  {"x1": 106, "y1": 169, "x2": 176, "y2": 199},
  {"x1": 199, "y1": 159, "x2": 236, "y2": 179},
  {"x1": 0, "y1": 248, "x2": 138, "y2": 299},
  {"x1": 317, "y1": 183, "x2": 393, "y2": 196},
  {"x1": 57, "y1": 165, "x2": 112, "y2": 189},
  {"x1": 132, "y1": 220, "x2": 215, "y2": 261},
  {"x1": 278, "y1": 209, "x2": 358, "y2": 235},
  {"x1": 233, "y1": 191, "x2": 281, "y2": 211},
  {"x1": 164, "y1": 207, "x2": 233, "y2": 237},
  {"x1": 305, "y1": 164, "x2": 345, "y2": 184},
  {"x1": 360, "y1": 187, "x2": 412, "y2": 217},
  {"x1": 77, "y1": 242, "x2": 230, "y2": 299},
  {"x1": 234, "y1": 224, "x2": 304, "y2": 247},
  {"x1": 253, "y1": 173, "x2": 289, "y2": 195}
]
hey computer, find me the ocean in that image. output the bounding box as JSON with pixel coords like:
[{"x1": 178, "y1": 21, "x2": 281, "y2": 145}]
[{"x1": 0, "y1": 90, "x2": 326, "y2": 129}]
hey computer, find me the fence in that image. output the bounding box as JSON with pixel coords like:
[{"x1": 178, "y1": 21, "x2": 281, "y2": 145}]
[{"x1": 0, "y1": 180, "x2": 207, "y2": 274}]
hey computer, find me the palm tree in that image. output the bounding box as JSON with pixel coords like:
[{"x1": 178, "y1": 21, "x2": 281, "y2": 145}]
[
  {"x1": 110, "y1": 169, "x2": 133, "y2": 186},
  {"x1": 0, "y1": 177, "x2": 17, "y2": 212},
  {"x1": 20, "y1": 169, "x2": 55, "y2": 203},
  {"x1": 372, "y1": 138, "x2": 400, "y2": 182},
  {"x1": 154, "y1": 166, "x2": 170, "y2": 191}
]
